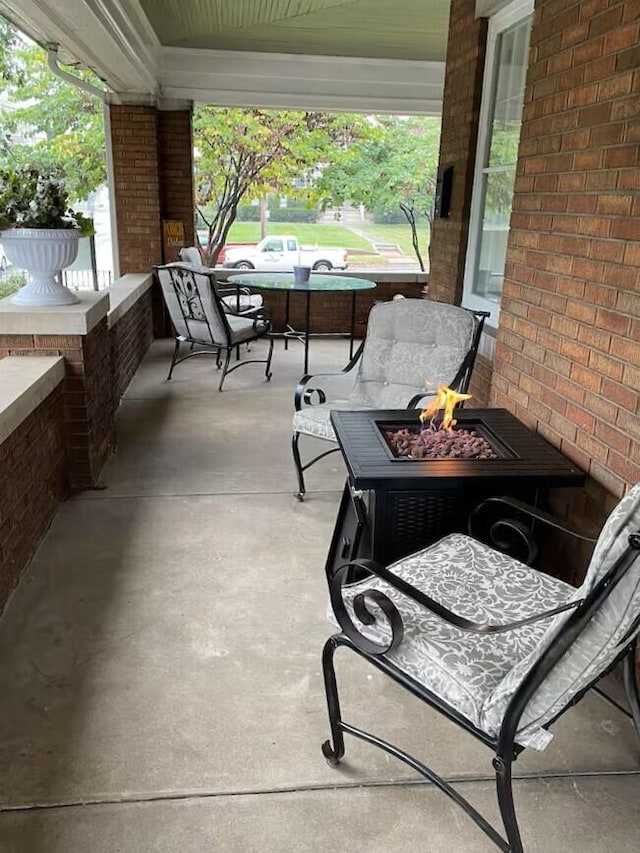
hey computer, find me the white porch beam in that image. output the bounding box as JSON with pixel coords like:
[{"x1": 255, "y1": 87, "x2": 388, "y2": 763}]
[
  {"x1": 0, "y1": 0, "x2": 159, "y2": 97},
  {"x1": 159, "y1": 48, "x2": 444, "y2": 115}
]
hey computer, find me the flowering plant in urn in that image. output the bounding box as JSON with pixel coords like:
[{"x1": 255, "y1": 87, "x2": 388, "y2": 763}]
[{"x1": 0, "y1": 167, "x2": 94, "y2": 306}]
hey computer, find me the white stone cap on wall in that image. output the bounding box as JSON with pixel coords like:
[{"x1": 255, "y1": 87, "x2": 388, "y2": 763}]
[
  {"x1": 107, "y1": 272, "x2": 154, "y2": 328},
  {"x1": 0, "y1": 291, "x2": 109, "y2": 336},
  {"x1": 0, "y1": 356, "x2": 65, "y2": 445}
]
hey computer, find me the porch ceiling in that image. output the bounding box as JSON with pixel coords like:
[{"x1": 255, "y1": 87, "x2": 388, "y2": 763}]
[
  {"x1": 0, "y1": 0, "x2": 448, "y2": 113},
  {"x1": 139, "y1": 0, "x2": 450, "y2": 62}
]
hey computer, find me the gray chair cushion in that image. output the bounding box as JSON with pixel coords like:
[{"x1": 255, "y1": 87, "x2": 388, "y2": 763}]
[
  {"x1": 158, "y1": 264, "x2": 260, "y2": 346},
  {"x1": 226, "y1": 314, "x2": 269, "y2": 345},
  {"x1": 331, "y1": 533, "x2": 574, "y2": 749},
  {"x1": 179, "y1": 247, "x2": 203, "y2": 265},
  {"x1": 482, "y1": 483, "x2": 640, "y2": 745},
  {"x1": 295, "y1": 300, "x2": 478, "y2": 443},
  {"x1": 176, "y1": 250, "x2": 264, "y2": 314},
  {"x1": 352, "y1": 300, "x2": 477, "y2": 408},
  {"x1": 293, "y1": 402, "x2": 368, "y2": 441},
  {"x1": 333, "y1": 484, "x2": 640, "y2": 751}
]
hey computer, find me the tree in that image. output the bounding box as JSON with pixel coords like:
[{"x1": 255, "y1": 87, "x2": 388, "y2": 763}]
[
  {"x1": 193, "y1": 107, "x2": 371, "y2": 264},
  {"x1": 315, "y1": 116, "x2": 441, "y2": 270},
  {"x1": 0, "y1": 23, "x2": 106, "y2": 203},
  {"x1": 0, "y1": 18, "x2": 23, "y2": 84}
]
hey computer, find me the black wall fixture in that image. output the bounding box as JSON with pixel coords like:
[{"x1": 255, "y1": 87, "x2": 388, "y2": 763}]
[{"x1": 434, "y1": 165, "x2": 453, "y2": 218}]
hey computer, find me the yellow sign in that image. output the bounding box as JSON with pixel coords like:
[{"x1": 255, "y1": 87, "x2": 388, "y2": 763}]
[{"x1": 162, "y1": 219, "x2": 186, "y2": 261}]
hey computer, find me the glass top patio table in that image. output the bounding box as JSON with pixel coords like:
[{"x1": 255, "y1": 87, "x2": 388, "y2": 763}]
[{"x1": 228, "y1": 272, "x2": 376, "y2": 373}]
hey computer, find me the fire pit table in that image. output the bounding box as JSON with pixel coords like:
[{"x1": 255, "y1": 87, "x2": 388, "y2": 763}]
[{"x1": 326, "y1": 407, "x2": 585, "y2": 571}]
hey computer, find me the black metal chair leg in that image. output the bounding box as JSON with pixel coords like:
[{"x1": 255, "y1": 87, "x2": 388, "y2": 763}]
[
  {"x1": 265, "y1": 337, "x2": 274, "y2": 381},
  {"x1": 218, "y1": 348, "x2": 232, "y2": 391},
  {"x1": 623, "y1": 643, "x2": 640, "y2": 737},
  {"x1": 321, "y1": 637, "x2": 346, "y2": 765},
  {"x1": 494, "y1": 755, "x2": 524, "y2": 853},
  {"x1": 292, "y1": 432, "x2": 306, "y2": 500},
  {"x1": 167, "y1": 339, "x2": 180, "y2": 380}
]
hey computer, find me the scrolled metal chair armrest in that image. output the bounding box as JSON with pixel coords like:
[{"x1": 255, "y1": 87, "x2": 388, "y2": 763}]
[
  {"x1": 251, "y1": 316, "x2": 271, "y2": 334},
  {"x1": 469, "y1": 496, "x2": 598, "y2": 566},
  {"x1": 293, "y1": 374, "x2": 329, "y2": 410},
  {"x1": 330, "y1": 558, "x2": 580, "y2": 657},
  {"x1": 293, "y1": 340, "x2": 365, "y2": 411},
  {"x1": 329, "y1": 560, "x2": 405, "y2": 655}
]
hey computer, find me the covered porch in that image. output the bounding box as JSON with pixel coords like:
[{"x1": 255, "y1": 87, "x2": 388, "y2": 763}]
[
  {"x1": 0, "y1": 0, "x2": 638, "y2": 848},
  {"x1": 0, "y1": 339, "x2": 638, "y2": 851}
]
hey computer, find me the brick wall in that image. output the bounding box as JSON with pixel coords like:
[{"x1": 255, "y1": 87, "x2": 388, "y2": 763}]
[
  {"x1": 0, "y1": 385, "x2": 67, "y2": 609},
  {"x1": 493, "y1": 0, "x2": 640, "y2": 509},
  {"x1": 0, "y1": 325, "x2": 115, "y2": 490},
  {"x1": 110, "y1": 289, "x2": 154, "y2": 402},
  {"x1": 109, "y1": 104, "x2": 163, "y2": 274},
  {"x1": 158, "y1": 109, "x2": 196, "y2": 253},
  {"x1": 78, "y1": 322, "x2": 115, "y2": 488},
  {"x1": 468, "y1": 350, "x2": 494, "y2": 405},
  {"x1": 429, "y1": 0, "x2": 488, "y2": 306}
]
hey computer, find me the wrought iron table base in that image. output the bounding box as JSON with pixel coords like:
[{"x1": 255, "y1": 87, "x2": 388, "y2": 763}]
[{"x1": 282, "y1": 289, "x2": 361, "y2": 372}]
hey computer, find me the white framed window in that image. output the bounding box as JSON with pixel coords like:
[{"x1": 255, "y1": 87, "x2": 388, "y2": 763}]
[{"x1": 463, "y1": 0, "x2": 533, "y2": 328}]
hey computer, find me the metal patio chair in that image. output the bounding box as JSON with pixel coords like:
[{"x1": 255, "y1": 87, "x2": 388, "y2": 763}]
[
  {"x1": 292, "y1": 298, "x2": 489, "y2": 498},
  {"x1": 177, "y1": 246, "x2": 264, "y2": 316},
  {"x1": 155, "y1": 263, "x2": 274, "y2": 391},
  {"x1": 322, "y1": 484, "x2": 640, "y2": 852}
]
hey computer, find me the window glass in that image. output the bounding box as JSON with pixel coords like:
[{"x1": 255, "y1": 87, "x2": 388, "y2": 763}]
[
  {"x1": 463, "y1": 3, "x2": 532, "y2": 325},
  {"x1": 263, "y1": 239, "x2": 283, "y2": 252},
  {"x1": 287, "y1": 239, "x2": 297, "y2": 252}
]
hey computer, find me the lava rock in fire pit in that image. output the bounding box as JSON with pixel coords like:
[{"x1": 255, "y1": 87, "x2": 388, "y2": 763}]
[{"x1": 383, "y1": 426, "x2": 499, "y2": 460}]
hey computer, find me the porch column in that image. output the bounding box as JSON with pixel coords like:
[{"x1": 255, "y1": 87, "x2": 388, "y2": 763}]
[
  {"x1": 158, "y1": 103, "x2": 196, "y2": 251},
  {"x1": 107, "y1": 100, "x2": 195, "y2": 276},
  {"x1": 429, "y1": 0, "x2": 488, "y2": 305}
]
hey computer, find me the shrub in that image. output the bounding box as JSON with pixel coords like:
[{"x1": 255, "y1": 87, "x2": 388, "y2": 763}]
[
  {"x1": 0, "y1": 271, "x2": 26, "y2": 299},
  {"x1": 0, "y1": 167, "x2": 93, "y2": 234}
]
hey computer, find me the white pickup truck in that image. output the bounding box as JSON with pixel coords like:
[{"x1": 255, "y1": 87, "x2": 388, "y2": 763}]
[{"x1": 222, "y1": 235, "x2": 348, "y2": 271}]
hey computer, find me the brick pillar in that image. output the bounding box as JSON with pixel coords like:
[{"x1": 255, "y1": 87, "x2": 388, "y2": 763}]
[
  {"x1": 109, "y1": 101, "x2": 195, "y2": 335},
  {"x1": 429, "y1": 0, "x2": 487, "y2": 305},
  {"x1": 109, "y1": 104, "x2": 163, "y2": 274},
  {"x1": 158, "y1": 108, "x2": 195, "y2": 252}
]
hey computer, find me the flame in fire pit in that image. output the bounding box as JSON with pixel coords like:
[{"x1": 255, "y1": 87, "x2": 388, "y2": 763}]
[{"x1": 419, "y1": 385, "x2": 472, "y2": 430}]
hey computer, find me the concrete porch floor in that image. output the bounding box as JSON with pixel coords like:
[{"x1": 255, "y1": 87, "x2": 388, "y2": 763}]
[{"x1": 0, "y1": 337, "x2": 638, "y2": 852}]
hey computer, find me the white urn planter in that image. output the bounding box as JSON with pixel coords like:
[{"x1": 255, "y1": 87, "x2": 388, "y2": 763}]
[{"x1": 1, "y1": 228, "x2": 81, "y2": 306}]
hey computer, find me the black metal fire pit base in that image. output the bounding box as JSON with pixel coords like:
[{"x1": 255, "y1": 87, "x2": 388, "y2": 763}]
[{"x1": 326, "y1": 408, "x2": 585, "y2": 570}]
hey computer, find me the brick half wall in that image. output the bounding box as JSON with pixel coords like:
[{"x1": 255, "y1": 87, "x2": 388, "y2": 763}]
[
  {"x1": 110, "y1": 288, "x2": 154, "y2": 403},
  {"x1": 0, "y1": 360, "x2": 67, "y2": 610}
]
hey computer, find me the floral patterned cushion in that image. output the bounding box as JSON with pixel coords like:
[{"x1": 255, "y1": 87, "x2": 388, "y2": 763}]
[
  {"x1": 330, "y1": 533, "x2": 574, "y2": 748},
  {"x1": 294, "y1": 300, "x2": 477, "y2": 440},
  {"x1": 293, "y1": 403, "x2": 368, "y2": 442},
  {"x1": 352, "y1": 300, "x2": 477, "y2": 408},
  {"x1": 482, "y1": 483, "x2": 640, "y2": 745}
]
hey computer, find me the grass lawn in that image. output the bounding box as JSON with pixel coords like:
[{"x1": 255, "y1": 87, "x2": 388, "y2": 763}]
[
  {"x1": 197, "y1": 221, "x2": 428, "y2": 266},
  {"x1": 362, "y1": 223, "x2": 430, "y2": 260}
]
